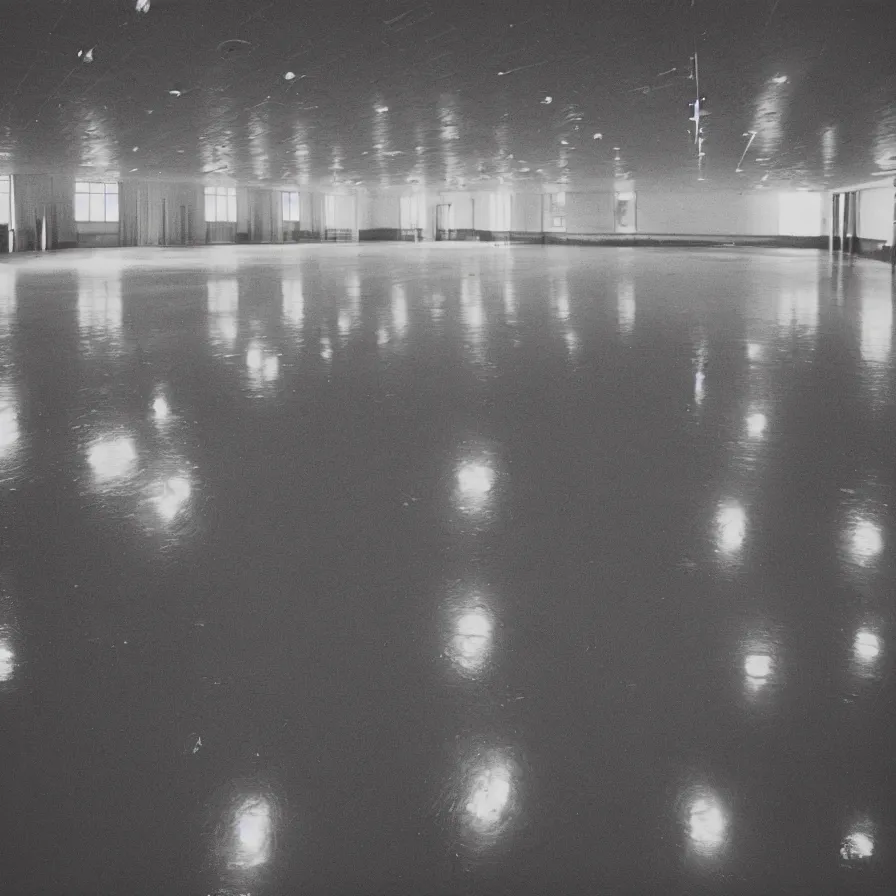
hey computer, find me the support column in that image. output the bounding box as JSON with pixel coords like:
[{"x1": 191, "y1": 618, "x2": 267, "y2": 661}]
[
  {"x1": 848, "y1": 191, "x2": 857, "y2": 256},
  {"x1": 830, "y1": 193, "x2": 839, "y2": 253}
]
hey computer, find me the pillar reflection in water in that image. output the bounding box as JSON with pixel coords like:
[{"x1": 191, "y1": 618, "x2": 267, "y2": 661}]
[
  {"x1": 740, "y1": 626, "x2": 783, "y2": 701},
  {"x1": 78, "y1": 272, "x2": 123, "y2": 352},
  {"x1": 246, "y1": 341, "x2": 280, "y2": 387},
  {"x1": 617, "y1": 278, "x2": 635, "y2": 336},
  {"x1": 281, "y1": 276, "x2": 304, "y2": 332},
  {"x1": 391, "y1": 283, "x2": 408, "y2": 338},
  {"x1": 208, "y1": 278, "x2": 239, "y2": 348}
]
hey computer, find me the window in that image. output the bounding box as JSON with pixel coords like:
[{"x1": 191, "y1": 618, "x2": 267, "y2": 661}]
[
  {"x1": 552, "y1": 217, "x2": 565, "y2": 228},
  {"x1": 0, "y1": 175, "x2": 10, "y2": 225},
  {"x1": 75, "y1": 181, "x2": 119, "y2": 222},
  {"x1": 281, "y1": 191, "x2": 300, "y2": 223},
  {"x1": 205, "y1": 186, "x2": 237, "y2": 223}
]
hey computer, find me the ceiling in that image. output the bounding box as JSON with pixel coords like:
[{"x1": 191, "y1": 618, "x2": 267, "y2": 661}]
[{"x1": 1, "y1": 0, "x2": 894, "y2": 192}]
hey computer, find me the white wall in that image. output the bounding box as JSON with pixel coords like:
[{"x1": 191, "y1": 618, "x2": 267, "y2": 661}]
[
  {"x1": 856, "y1": 187, "x2": 892, "y2": 242},
  {"x1": 637, "y1": 191, "x2": 780, "y2": 235}
]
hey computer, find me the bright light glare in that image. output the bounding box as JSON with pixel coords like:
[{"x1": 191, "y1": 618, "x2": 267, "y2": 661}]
[
  {"x1": 841, "y1": 831, "x2": 874, "y2": 861},
  {"x1": 745, "y1": 654, "x2": 772, "y2": 679},
  {"x1": 854, "y1": 629, "x2": 881, "y2": 661},
  {"x1": 466, "y1": 764, "x2": 512, "y2": 833},
  {"x1": 746, "y1": 412, "x2": 767, "y2": 437},
  {"x1": 154, "y1": 476, "x2": 191, "y2": 521},
  {"x1": 717, "y1": 503, "x2": 746, "y2": 551},
  {"x1": 450, "y1": 608, "x2": 493, "y2": 674},
  {"x1": 152, "y1": 396, "x2": 169, "y2": 420},
  {"x1": 747, "y1": 343, "x2": 762, "y2": 361},
  {"x1": 851, "y1": 519, "x2": 883, "y2": 560},
  {"x1": 0, "y1": 404, "x2": 19, "y2": 449},
  {"x1": 457, "y1": 463, "x2": 494, "y2": 497},
  {"x1": 88, "y1": 436, "x2": 137, "y2": 480},
  {"x1": 688, "y1": 798, "x2": 727, "y2": 848},
  {"x1": 0, "y1": 639, "x2": 14, "y2": 682},
  {"x1": 232, "y1": 797, "x2": 273, "y2": 868}
]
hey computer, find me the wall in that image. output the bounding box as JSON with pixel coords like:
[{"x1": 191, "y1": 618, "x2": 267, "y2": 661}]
[
  {"x1": 637, "y1": 191, "x2": 785, "y2": 235},
  {"x1": 856, "y1": 187, "x2": 892, "y2": 242},
  {"x1": 565, "y1": 191, "x2": 614, "y2": 233},
  {"x1": 512, "y1": 194, "x2": 542, "y2": 233}
]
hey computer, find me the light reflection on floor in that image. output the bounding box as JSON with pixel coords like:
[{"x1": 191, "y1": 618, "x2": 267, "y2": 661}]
[{"x1": 0, "y1": 245, "x2": 893, "y2": 894}]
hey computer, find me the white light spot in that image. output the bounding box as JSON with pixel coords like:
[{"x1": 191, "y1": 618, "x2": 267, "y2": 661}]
[
  {"x1": 541, "y1": 96, "x2": 552, "y2": 104},
  {"x1": 0, "y1": 403, "x2": 19, "y2": 450},
  {"x1": 284, "y1": 71, "x2": 296, "y2": 80},
  {"x1": 0, "y1": 640, "x2": 14, "y2": 682},
  {"x1": 152, "y1": 396, "x2": 169, "y2": 420},
  {"x1": 450, "y1": 608, "x2": 494, "y2": 675},
  {"x1": 263, "y1": 355, "x2": 279, "y2": 381},
  {"x1": 154, "y1": 476, "x2": 191, "y2": 521},
  {"x1": 457, "y1": 463, "x2": 494, "y2": 498},
  {"x1": 232, "y1": 797, "x2": 273, "y2": 868},
  {"x1": 375, "y1": 104, "x2": 389, "y2": 113},
  {"x1": 747, "y1": 342, "x2": 762, "y2": 361},
  {"x1": 851, "y1": 519, "x2": 883, "y2": 560},
  {"x1": 717, "y1": 503, "x2": 746, "y2": 552},
  {"x1": 688, "y1": 798, "x2": 727, "y2": 848},
  {"x1": 88, "y1": 436, "x2": 137, "y2": 480},
  {"x1": 854, "y1": 629, "x2": 881, "y2": 661},
  {"x1": 136, "y1": 0, "x2": 150, "y2": 12},
  {"x1": 745, "y1": 654, "x2": 772, "y2": 679},
  {"x1": 466, "y1": 765, "x2": 512, "y2": 832},
  {"x1": 771, "y1": 74, "x2": 788, "y2": 84},
  {"x1": 746, "y1": 412, "x2": 767, "y2": 437},
  {"x1": 841, "y1": 831, "x2": 874, "y2": 861},
  {"x1": 246, "y1": 346, "x2": 264, "y2": 370}
]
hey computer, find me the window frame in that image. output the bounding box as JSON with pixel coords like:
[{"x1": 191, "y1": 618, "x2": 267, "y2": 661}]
[
  {"x1": 74, "y1": 181, "x2": 119, "y2": 223},
  {"x1": 204, "y1": 186, "x2": 237, "y2": 223},
  {"x1": 281, "y1": 191, "x2": 300, "y2": 223}
]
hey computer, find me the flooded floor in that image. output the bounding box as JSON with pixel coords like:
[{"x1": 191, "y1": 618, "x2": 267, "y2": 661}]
[{"x1": 1, "y1": 244, "x2": 894, "y2": 895}]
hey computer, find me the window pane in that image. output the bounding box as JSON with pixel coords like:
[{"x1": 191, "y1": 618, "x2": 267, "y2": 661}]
[
  {"x1": 291, "y1": 194, "x2": 300, "y2": 221},
  {"x1": 227, "y1": 195, "x2": 236, "y2": 222},
  {"x1": 106, "y1": 182, "x2": 118, "y2": 194},
  {"x1": 75, "y1": 181, "x2": 89, "y2": 193},
  {"x1": 75, "y1": 194, "x2": 90, "y2": 221},
  {"x1": 205, "y1": 195, "x2": 215, "y2": 222},
  {"x1": 89, "y1": 193, "x2": 105, "y2": 221},
  {"x1": 90, "y1": 182, "x2": 104, "y2": 194},
  {"x1": 105, "y1": 193, "x2": 119, "y2": 222},
  {"x1": 281, "y1": 193, "x2": 289, "y2": 220}
]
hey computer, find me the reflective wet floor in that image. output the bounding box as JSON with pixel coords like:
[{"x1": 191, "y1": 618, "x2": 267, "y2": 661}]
[{"x1": 1, "y1": 244, "x2": 894, "y2": 895}]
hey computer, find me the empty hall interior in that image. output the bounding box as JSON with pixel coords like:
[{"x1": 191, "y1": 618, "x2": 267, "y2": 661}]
[{"x1": 0, "y1": 1, "x2": 895, "y2": 895}]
